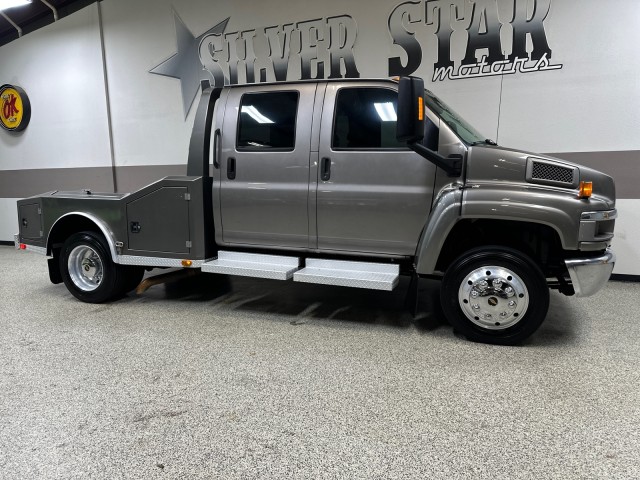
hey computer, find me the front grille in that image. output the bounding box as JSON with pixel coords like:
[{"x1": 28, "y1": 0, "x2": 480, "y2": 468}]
[{"x1": 531, "y1": 161, "x2": 575, "y2": 184}]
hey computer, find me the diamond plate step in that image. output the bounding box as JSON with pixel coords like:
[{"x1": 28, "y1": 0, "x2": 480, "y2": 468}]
[
  {"x1": 293, "y1": 259, "x2": 400, "y2": 291},
  {"x1": 201, "y1": 251, "x2": 300, "y2": 280}
]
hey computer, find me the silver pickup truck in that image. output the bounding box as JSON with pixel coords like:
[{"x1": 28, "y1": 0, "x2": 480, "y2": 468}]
[{"x1": 15, "y1": 76, "x2": 616, "y2": 345}]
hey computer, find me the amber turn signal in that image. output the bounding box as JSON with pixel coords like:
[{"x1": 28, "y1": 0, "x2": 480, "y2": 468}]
[
  {"x1": 181, "y1": 260, "x2": 193, "y2": 267},
  {"x1": 418, "y1": 97, "x2": 424, "y2": 121},
  {"x1": 578, "y1": 181, "x2": 593, "y2": 199}
]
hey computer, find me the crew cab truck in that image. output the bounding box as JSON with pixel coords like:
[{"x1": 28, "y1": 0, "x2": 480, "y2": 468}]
[{"x1": 15, "y1": 77, "x2": 617, "y2": 345}]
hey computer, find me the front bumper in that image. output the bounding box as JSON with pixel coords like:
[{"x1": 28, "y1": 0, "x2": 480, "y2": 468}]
[{"x1": 565, "y1": 249, "x2": 615, "y2": 297}]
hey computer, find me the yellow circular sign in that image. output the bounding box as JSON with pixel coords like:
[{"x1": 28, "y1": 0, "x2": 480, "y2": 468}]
[{"x1": 0, "y1": 84, "x2": 31, "y2": 132}]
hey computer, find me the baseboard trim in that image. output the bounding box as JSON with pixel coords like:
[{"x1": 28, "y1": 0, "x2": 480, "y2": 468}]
[
  {"x1": 0, "y1": 240, "x2": 14, "y2": 246},
  {"x1": 611, "y1": 274, "x2": 640, "y2": 283}
]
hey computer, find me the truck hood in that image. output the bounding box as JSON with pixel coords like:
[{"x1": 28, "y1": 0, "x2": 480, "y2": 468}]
[{"x1": 466, "y1": 145, "x2": 616, "y2": 208}]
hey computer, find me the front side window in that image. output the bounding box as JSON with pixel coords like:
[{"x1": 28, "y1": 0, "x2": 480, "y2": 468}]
[
  {"x1": 237, "y1": 91, "x2": 299, "y2": 150},
  {"x1": 332, "y1": 88, "x2": 406, "y2": 150}
]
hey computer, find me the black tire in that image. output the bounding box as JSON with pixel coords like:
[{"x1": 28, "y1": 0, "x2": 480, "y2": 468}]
[
  {"x1": 60, "y1": 231, "x2": 127, "y2": 303},
  {"x1": 440, "y1": 246, "x2": 550, "y2": 345}
]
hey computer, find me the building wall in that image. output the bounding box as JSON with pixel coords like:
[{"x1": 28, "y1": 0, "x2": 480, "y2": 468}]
[
  {"x1": 0, "y1": 3, "x2": 113, "y2": 239},
  {"x1": 0, "y1": 0, "x2": 638, "y2": 274}
]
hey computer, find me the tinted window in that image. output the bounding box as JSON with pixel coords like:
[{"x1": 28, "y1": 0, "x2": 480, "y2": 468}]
[
  {"x1": 333, "y1": 88, "x2": 406, "y2": 150},
  {"x1": 237, "y1": 91, "x2": 298, "y2": 150}
]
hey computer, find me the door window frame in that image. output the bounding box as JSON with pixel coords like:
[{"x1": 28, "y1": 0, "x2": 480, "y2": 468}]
[
  {"x1": 330, "y1": 86, "x2": 411, "y2": 152},
  {"x1": 235, "y1": 90, "x2": 300, "y2": 153}
]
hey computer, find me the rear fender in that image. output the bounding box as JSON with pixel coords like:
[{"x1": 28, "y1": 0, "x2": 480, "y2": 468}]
[{"x1": 47, "y1": 212, "x2": 119, "y2": 261}]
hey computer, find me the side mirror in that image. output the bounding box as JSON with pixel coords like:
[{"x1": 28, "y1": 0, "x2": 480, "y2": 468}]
[{"x1": 396, "y1": 76, "x2": 425, "y2": 144}]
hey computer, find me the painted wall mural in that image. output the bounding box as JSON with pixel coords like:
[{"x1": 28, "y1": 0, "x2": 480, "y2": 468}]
[
  {"x1": 151, "y1": 0, "x2": 563, "y2": 116},
  {"x1": 388, "y1": 0, "x2": 562, "y2": 81}
]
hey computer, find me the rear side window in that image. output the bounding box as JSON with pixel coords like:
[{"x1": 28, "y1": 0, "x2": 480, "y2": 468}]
[
  {"x1": 237, "y1": 91, "x2": 298, "y2": 150},
  {"x1": 332, "y1": 88, "x2": 406, "y2": 150}
]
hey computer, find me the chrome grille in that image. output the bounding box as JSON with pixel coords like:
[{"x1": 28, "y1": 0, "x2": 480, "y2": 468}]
[{"x1": 531, "y1": 161, "x2": 575, "y2": 185}]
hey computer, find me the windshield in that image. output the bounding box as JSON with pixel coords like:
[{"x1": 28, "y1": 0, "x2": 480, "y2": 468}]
[{"x1": 424, "y1": 90, "x2": 486, "y2": 145}]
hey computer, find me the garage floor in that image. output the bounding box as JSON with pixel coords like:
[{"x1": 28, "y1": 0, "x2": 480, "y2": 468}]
[{"x1": 1, "y1": 246, "x2": 639, "y2": 479}]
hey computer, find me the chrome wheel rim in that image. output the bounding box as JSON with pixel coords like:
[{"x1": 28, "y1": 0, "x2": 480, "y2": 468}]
[
  {"x1": 458, "y1": 266, "x2": 529, "y2": 330},
  {"x1": 68, "y1": 245, "x2": 104, "y2": 292}
]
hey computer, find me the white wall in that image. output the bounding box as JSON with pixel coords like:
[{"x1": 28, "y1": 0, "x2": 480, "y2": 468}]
[
  {"x1": 0, "y1": 198, "x2": 19, "y2": 242},
  {"x1": 0, "y1": 4, "x2": 111, "y2": 172},
  {"x1": 498, "y1": 0, "x2": 640, "y2": 153},
  {"x1": 610, "y1": 201, "x2": 640, "y2": 276},
  {"x1": 0, "y1": 3, "x2": 112, "y2": 240}
]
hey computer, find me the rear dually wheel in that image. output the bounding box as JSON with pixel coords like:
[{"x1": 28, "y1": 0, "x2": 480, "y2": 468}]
[{"x1": 60, "y1": 231, "x2": 128, "y2": 303}]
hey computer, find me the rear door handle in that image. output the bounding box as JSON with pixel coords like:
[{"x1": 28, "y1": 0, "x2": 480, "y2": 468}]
[
  {"x1": 227, "y1": 157, "x2": 236, "y2": 180},
  {"x1": 320, "y1": 157, "x2": 331, "y2": 181},
  {"x1": 213, "y1": 128, "x2": 221, "y2": 169}
]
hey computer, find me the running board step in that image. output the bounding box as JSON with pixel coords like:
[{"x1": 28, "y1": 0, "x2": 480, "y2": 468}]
[
  {"x1": 294, "y1": 259, "x2": 399, "y2": 291},
  {"x1": 201, "y1": 251, "x2": 300, "y2": 280}
]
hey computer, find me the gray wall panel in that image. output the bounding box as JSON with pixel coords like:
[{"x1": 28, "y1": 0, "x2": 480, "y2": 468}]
[
  {"x1": 551, "y1": 151, "x2": 640, "y2": 200},
  {"x1": 0, "y1": 165, "x2": 185, "y2": 198}
]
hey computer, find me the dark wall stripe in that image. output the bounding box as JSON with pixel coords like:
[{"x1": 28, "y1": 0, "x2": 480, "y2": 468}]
[
  {"x1": 114, "y1": 164, "x2": 186, "y2": 193},
  {"x1": 0, "y1": 150, "x2": 638, "y2": 199},
  {"x1": 549, "y1": 151, "x2": 640, "y2": 199},
  {"x1": 0, "y1": 165, "x2": 185, "y2": 198}
]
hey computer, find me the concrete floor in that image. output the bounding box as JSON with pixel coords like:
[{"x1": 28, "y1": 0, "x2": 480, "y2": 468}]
[{"x1": 0, "y1": 246, "x2": 639, "y2": 479}]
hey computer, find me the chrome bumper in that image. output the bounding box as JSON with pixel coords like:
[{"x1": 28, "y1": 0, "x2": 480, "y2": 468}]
[{"x1": 565, "y1": 249, "x2": 615, "y2": 297}]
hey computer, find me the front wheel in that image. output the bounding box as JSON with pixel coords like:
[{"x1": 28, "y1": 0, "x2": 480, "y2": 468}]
[
  {"x1": 60, "y1": 231, "x2": 127, "y2": 303},
  {"x1": 440, "y1": 247, "x2": 550, "y2": 345}
]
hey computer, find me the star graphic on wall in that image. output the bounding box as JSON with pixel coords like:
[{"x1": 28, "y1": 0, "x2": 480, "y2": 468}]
[{"x1": 150, "y1": 9, "x2": 228, "y2": 117}]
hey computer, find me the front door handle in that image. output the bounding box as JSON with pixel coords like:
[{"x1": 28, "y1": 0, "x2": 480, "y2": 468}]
[
  {"x1": 320, "y1": 157, "x2": 331, "y2": 181},
  {"x1": 227, "y1": 157, "x2": 236, "y2": 180}
]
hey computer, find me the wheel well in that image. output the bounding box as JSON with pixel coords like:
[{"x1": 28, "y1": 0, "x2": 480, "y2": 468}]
[
  {"x1": 47, "y1": 216, "x2": 102, "y2": 256},
  {"x1": 435, "y1": 219, "x2": 565, "y2": 277}
]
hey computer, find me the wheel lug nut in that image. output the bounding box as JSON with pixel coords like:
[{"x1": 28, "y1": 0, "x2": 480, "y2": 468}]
[
  {"x1": 508, "y1": 300, "x2": 516, "y2": 308},
  {"x1": 471, "y1": 290, "x2": 479, "y2": 298},
  {"x1": 472, "y1": 304, "x2": 480, "y2": 310},
  {"x1": 477, "y1": 280, "x2": 488, "y2": 290},
  {"x1": 492, "y1": 279, "x2": 502, "y2": 288},
  {"x1": 505, "y1": 287, "x2": 514, "y2": 297},
  {"x1": 485, "y1": 314, "x2": 492, "y2": 319},
  {"x1": 500, "y1": 312, "x2": 508, "y2": 317}
]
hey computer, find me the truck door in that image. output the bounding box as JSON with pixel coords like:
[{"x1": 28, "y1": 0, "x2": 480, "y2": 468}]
[
  {"x1": 316, "y1": 83, "x2": 437, "y2": 255},
  {"x1": 219, "y1": 84, "x2": 316, "y2": 248}
]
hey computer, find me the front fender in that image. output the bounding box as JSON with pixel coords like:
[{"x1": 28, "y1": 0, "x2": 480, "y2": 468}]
[
  {"x1": 460, "y1": 183, "x2": 606, "y2": 250},
  {"x1": 414, "y1": 182, "x2": 607, "y2": 275},
  {"x1": 415, "y1": 185, "x2": 463, "y2": 275}
]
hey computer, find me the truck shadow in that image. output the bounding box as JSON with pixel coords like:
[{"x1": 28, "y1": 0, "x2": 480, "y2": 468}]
[
  {"x1": 144, "y1": 274, "x2": 443, "y2": 332},
  {"x1": 136, "y1": 272, "x2": 578, "y2": 346}
]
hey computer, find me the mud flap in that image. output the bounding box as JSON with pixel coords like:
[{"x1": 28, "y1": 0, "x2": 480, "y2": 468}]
[{"x1": 48, "y1": 257, "x2": 63, "y2": 284}]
